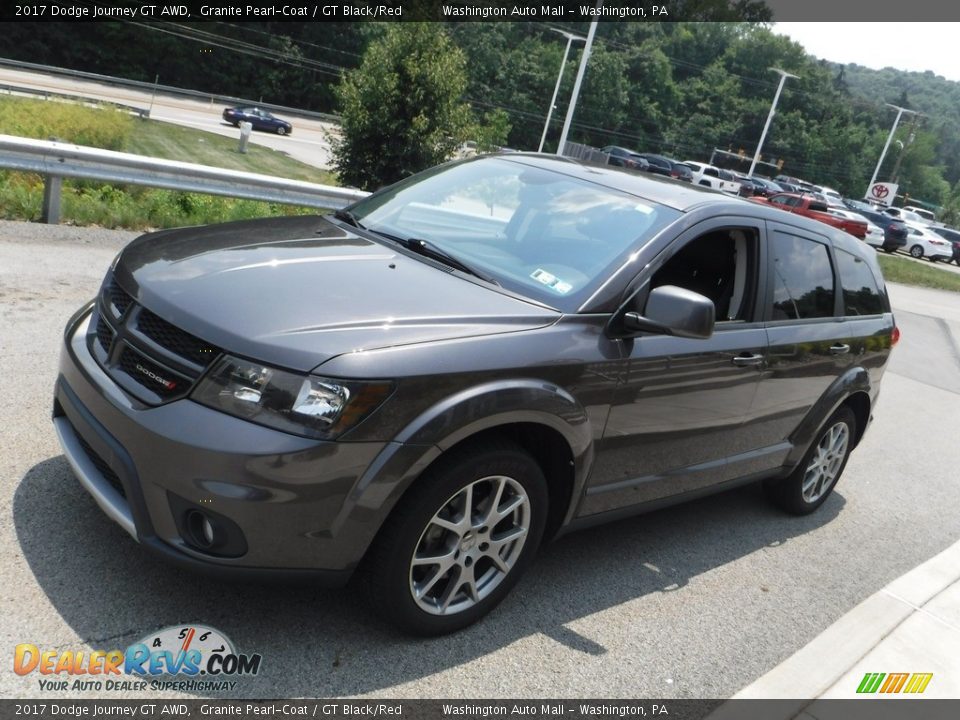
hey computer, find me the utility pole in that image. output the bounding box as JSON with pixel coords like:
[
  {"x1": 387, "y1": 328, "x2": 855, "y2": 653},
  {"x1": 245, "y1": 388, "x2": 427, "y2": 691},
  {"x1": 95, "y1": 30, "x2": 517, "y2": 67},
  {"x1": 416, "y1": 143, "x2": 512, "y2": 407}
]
[
  {"x1": 538, "y1": 29, "x2": 586, "y2": 153},
  {"x1": 555, "y1": 1, "x2": 602, "y2": 156},
  {"x1": 748, "y1": 68, "x2": 798, "y2": 177},
  {"x1": 889, "y1": 111, "x2": 923, "y2": 184},
  {"x1": 867, "y1": 104, "x2": 919, "y2": 191}
]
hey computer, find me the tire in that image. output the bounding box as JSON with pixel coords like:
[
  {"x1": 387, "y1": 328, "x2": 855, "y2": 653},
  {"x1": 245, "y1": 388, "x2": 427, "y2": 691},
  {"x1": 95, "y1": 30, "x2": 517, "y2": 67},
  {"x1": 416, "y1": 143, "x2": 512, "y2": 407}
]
[
  {"x1": 765, "y1": 406, "x2": 857, "y2": 516},
  {"x1": 364, "y1": 440, "x2": 548, "y2": 636},
  {"x1": 276, "y1": 126, "x2": 287, "y2": 136},
  {"x1": 883, "y1": 247, "x2": 894, "y2": 254},
  {"x1": 909, "y1": 244, "x2": 924, "y2": 259}
]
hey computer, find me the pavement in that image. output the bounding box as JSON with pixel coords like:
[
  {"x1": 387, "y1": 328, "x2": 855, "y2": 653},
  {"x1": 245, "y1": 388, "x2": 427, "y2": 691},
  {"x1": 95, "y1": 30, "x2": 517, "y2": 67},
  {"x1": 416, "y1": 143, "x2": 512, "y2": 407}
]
[{"x1": 713, "y1": 280, "x2": 960, "y2": 712}]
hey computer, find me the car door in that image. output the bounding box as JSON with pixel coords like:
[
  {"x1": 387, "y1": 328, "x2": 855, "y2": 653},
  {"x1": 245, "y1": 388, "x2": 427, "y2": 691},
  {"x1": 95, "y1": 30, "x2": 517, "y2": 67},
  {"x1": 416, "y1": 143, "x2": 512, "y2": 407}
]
[
  {"x1": 580, "y1": 217, "x2": 770, "y2": 516},
  {"x1": 746, "y1": 221, "x2": 855, "y2": 463}
]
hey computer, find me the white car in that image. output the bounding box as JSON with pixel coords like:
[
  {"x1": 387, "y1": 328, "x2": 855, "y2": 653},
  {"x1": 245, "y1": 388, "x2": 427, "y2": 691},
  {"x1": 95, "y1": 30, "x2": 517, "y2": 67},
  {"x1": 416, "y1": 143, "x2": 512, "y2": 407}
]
[
  {"x1": 884, "y1": 207, "x2": 926, "y2": 225},
  {"x1": 902, "y1": 222, "x2": 953, "y2": 261},
  {"x1": 681, "y1": 161, "x2": 741, "y2": 195},
  {"x1": 816, "y1": 186, "x2": 846, "y2": 208},
  {"x1": 828, "y1": 209, "x2": 882, "y2": 249},
  {"x1": 902, "y1": 205, "x2": 937, "y2": 224}
]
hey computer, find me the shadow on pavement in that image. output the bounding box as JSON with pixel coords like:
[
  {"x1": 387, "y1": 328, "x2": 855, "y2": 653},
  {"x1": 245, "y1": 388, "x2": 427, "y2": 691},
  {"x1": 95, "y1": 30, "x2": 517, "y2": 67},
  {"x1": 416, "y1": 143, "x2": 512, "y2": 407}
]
[{"x1": 14, "y1": 455, "x2": 843, "y2": 697}]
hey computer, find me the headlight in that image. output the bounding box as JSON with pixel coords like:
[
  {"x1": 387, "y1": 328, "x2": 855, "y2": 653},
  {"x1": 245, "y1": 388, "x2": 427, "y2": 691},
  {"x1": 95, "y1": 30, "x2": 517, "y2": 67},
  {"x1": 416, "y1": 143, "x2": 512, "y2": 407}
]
[{"x1": 193, "y1": 356, "x2": 393, "y2": 439}]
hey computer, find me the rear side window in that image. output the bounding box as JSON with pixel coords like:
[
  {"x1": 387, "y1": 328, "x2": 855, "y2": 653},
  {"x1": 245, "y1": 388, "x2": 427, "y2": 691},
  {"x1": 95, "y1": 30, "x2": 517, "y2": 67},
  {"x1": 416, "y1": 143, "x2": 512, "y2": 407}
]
[
  {"x1": 770, "y1": 232, "x2": 835, "y2": 320},
  {"x1": 836, "y1": 249, "x2": 885, "y2": 316}
]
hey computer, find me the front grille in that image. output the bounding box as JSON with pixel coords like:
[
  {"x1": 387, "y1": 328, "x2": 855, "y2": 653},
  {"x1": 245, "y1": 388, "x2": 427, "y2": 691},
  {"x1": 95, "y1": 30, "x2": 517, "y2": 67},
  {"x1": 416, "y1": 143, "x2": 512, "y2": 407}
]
[
  {"x1": 118, "y1": 347, "x2": 185, "y2": 398},
  {"x1": 136, "y1": 308, "x2": 220, "y2": 366},
  {"x1": 107, "y1": 280, "x2": 133, "y2": 317},
  {"x1": 92, "y1": 272, "x2": 224, "y2": 404},
  {"x1": 76, "y1": 433, "x2": 126, "y2": 499},
  {"x1": 95, "y1": 317, "x2": 113, "y2": 353}
]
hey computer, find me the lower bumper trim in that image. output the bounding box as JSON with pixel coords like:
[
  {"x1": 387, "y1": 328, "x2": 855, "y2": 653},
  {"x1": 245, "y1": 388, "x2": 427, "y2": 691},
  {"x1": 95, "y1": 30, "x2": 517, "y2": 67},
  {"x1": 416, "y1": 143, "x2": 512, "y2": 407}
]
[{"x1": 53, "y1": 415, "x2": 137, "y2": 540}]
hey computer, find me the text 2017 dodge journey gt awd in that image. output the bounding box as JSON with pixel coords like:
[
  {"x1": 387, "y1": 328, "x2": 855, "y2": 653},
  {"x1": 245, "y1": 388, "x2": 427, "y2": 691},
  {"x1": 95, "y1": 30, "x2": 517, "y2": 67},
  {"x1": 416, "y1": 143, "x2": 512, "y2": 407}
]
[{"x1": 54, "y1": 154, "x2": 896, "y2": 635}]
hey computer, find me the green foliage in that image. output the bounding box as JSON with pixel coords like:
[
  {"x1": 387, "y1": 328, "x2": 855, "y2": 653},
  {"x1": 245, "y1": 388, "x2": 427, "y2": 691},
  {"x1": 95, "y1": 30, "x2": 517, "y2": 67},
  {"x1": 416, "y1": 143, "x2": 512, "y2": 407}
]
[
  {"x1": 0, "y1": 97, "x2": 132, "y2": 149},
  {"x1": 332, "y1": 23, "x2": 474, "y2": 190},
  {"x1": 0, "y1": 172, "x2": 313, "y2": 230},
  {"x1": 473, "y1": 109, "x2": 512, "y2": 153}
]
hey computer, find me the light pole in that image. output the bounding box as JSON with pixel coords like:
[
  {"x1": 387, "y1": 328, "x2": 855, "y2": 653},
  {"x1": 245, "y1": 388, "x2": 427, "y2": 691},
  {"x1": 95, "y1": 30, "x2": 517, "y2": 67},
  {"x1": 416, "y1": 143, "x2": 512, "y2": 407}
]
[
  {"x1": 867, "y1": 104, "x2": 919, "y2": 192},
  {"x1": 747, "y1": 68, "x2": 798, "y2": 178},
  {"x1": 556, "y1": 2, "x2": 602, "y2": 156},
  {"x1": 538, "y1": 29, "x2": 586, "y2": 153}
]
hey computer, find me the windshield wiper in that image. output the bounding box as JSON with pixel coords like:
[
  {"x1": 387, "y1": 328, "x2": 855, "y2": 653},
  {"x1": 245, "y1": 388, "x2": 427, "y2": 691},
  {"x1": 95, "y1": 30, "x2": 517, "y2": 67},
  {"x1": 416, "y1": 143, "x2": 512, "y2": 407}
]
[
  {"x1": 332, "y1": 208, "x2": 364, "y2": 229},
  {"x1": 396, "y1": 237, "x2": 499, "y2": 285}
]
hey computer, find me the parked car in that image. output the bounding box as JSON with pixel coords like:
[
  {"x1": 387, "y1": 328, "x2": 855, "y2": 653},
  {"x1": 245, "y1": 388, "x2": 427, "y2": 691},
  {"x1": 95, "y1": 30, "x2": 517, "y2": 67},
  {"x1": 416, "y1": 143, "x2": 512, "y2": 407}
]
[
  {"x1": 902, "y1": 206, "x2": 937, "y2": 224},
  {"x1": 931, "y1": 227, "x2": 960, "y2": 264},
  {"x1": 829, "y1": 208, "x2": 884, "y2": 248},
  {"x1": 682, "y1": 161, "x2": 741, "y2": 195},
  {"x1": 54, "y1": 154, "x2": 895, "y2": 635},
  {"x1": 222, "y1": 107, "x2": 293, "y2": 135},
  {"x1": 749, "y1": 176, "x2": 784, "y2": 197},
  {"x1": 815, "y1": 186, "x2": 845, "y2": 208},
  {"x1": 883, "y1": 207, "x2": 926, "y2": 224},
  {"x1": 732, "y1": 173, "x2": 763, "y2": 197},
  {"x1": 842, "y1": 202, "x2": 908, "y2": 253},
  {"x1": 668, "y1": 160, "x2": 694, "y2": 182},
  {"x1": 902, "y1": 222, "x2": 954, "y2": 262},
  {"x1": 602, "y1": 146, "x2": 650, "y2": 172},
  {"x1": 634, "y1": 153, "x2": 675, "y2": 177}
]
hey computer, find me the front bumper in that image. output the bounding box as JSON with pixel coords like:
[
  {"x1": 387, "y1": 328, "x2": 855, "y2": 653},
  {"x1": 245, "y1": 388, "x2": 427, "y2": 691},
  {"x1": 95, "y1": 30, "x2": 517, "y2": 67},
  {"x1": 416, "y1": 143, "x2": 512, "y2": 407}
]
[{"x1": 54, "y1": 305, "x2": 428, "y2": 584}]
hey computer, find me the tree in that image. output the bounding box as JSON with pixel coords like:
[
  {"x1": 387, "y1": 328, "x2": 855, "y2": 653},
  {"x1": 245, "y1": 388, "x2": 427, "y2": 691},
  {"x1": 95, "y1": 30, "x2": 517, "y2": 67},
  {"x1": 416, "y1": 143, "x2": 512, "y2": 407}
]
[{"x1": 331, "y1": 23, "x2": 474, "y2": 190}]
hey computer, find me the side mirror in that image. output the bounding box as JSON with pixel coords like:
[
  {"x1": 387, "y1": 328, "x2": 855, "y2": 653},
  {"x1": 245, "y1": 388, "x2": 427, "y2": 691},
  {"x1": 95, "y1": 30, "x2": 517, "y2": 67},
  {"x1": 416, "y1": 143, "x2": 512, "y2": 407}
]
[{"x1": 622, "y1": 285, "x2": 715, "y2": 339}]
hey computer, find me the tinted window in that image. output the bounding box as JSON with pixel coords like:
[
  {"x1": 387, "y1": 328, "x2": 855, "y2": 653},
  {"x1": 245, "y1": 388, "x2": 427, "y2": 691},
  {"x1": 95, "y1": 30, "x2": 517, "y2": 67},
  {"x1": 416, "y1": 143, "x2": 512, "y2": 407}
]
[
  {"x1": 836, "y1": 250, "x2": 885, "y2": 316},
  {"x1": 770, "y1": 232, "x2": 835, "y2": 320}
]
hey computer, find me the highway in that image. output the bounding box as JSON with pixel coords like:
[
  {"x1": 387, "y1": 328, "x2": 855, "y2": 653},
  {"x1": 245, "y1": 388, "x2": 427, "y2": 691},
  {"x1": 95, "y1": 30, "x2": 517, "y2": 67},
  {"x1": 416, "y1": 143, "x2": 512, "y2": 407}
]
[{"x1": 0, "y1": 66, "x2": 336, "y2": 169}]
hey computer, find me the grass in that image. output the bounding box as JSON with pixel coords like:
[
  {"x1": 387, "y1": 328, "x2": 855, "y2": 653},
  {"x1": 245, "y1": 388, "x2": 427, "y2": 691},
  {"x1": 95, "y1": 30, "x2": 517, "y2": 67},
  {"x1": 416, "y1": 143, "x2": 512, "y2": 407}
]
[
  {"x1": 0, "y1": 96, "x2": 337, "y2": 229},
  {"x1": 877, "y1": 253, "x2": 960, "y2": 293},
  {"x1": 126, "y1": 119, "x2": 336, "y2": 185}
]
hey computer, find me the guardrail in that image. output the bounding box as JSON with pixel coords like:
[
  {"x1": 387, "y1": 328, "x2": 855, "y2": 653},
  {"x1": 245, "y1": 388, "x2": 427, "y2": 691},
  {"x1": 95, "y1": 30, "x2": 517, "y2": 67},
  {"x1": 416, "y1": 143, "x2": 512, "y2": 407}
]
[
  {"x1": 0, "y1": 134, "x2": 369, "y2": 224},
  {"x1": 0, "y1": 57, "x2": 340, "y2": 124},
  {"x1": 0, "y1": 82, "x2": 150, "y2": 118}
]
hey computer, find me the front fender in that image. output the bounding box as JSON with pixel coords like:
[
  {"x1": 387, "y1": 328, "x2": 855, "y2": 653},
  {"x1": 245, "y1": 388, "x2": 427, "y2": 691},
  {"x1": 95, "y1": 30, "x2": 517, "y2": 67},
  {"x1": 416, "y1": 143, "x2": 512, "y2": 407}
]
[{"x1": 329, "y1": 379, "x2": 595, "y2": 560}]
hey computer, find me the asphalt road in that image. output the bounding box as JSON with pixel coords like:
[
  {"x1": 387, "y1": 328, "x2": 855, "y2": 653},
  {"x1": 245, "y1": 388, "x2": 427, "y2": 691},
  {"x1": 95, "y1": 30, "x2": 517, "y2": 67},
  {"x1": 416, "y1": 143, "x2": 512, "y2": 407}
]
[
  {"x1": 0, "y1": 67, "x2": 336, "y2": 169},
  {"x1": 2, "y1": 219, "x2": 960, "y2": 700}
]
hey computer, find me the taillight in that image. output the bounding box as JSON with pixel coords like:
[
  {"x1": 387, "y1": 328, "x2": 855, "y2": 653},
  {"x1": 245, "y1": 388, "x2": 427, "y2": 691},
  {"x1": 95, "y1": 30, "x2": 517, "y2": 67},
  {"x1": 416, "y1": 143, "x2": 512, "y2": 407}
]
[
  {"x1": 891, "y1": 326, "x2": 901, "y2": 347},
  {"x1": 671, "y1": 170, "x2": 679, "y2": 178}
]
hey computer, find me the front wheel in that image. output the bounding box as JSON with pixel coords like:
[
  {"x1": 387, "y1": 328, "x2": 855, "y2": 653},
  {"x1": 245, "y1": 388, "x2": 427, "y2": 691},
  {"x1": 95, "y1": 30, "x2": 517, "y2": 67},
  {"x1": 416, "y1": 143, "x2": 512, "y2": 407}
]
[
  {"x1": 276, "y1": 126, "x2": 287, "y2": 136},
  {"x1": 765, "y1": 406, "x2": 857, "y2": 515},
  {"x1": 909, "y1": 244, "x2": 924, "y2": 259},
  {"x1": 364, "y1": 441, "x2": 548, "y2": 636}
]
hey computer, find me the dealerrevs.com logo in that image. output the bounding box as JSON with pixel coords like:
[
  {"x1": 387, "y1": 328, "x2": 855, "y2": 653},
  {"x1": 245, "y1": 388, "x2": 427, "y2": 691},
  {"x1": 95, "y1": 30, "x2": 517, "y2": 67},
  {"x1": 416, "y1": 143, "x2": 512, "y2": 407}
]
[{"x1": 14, "y1": 625, "x2": 262, "y2": 693}]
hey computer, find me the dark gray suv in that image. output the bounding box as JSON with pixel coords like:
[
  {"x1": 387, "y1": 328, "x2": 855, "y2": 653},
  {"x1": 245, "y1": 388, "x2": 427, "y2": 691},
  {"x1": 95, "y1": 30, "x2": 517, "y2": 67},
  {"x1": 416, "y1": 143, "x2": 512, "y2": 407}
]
[{"x1": 54, "y1": 155, "x2": 896, "y2": 635}]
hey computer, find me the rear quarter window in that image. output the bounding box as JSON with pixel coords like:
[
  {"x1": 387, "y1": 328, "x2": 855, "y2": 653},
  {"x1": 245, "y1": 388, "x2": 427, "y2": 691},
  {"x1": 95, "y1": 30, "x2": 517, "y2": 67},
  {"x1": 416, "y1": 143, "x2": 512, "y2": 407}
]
[{"x1": 836, "y1": 249, "x2": 886, "y2": 316}]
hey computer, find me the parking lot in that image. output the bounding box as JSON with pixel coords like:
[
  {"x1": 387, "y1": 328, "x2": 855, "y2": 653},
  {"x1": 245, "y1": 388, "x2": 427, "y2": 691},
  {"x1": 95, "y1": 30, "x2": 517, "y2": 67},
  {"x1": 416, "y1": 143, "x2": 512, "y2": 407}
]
[{"x1": 3, "y1": 218, "x2": 960, "y2": 700}]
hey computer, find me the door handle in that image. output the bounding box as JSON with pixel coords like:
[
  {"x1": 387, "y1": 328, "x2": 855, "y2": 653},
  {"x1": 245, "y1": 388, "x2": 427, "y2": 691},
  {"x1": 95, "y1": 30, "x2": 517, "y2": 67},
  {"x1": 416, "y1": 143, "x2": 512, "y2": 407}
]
[
  {"x1": 829, "y1": 343, "x2": 851, "y2": 355},
  {"x1": 731, "y1": 353, "x2": 764, "y2": 367}
]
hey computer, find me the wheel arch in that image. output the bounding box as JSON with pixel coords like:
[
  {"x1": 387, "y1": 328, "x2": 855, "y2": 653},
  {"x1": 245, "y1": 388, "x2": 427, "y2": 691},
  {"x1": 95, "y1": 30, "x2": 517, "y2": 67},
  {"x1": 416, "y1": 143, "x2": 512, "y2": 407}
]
[{"x1": 336, "y1": 379, "x2": 595, "y2": 567}]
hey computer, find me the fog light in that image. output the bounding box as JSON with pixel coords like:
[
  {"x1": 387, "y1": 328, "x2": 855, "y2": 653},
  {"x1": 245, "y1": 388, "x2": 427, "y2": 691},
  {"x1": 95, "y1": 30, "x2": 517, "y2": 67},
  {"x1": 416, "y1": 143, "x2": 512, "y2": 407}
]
[{"x1": 186, "y1": 509, "x2": 218, "y2": 549}]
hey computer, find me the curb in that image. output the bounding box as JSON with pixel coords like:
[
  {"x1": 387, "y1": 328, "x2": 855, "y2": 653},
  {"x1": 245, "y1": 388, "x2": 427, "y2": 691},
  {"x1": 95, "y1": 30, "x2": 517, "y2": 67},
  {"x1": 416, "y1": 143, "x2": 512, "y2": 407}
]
[{"x1": 706, "y1": 537, "x2": 960, "y2": 716}]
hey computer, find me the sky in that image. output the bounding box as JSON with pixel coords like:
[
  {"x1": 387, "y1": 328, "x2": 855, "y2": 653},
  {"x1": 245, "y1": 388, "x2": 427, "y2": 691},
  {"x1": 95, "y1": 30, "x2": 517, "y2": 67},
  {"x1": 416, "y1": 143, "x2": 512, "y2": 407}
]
[{"x1": 772, "y1": 23, "x2": 960, "y2": 83}]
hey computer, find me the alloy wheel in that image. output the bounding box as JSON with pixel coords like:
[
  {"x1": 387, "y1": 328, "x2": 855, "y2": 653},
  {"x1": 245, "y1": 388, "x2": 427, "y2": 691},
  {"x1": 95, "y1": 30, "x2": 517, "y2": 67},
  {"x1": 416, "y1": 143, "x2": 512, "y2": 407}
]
[
  {"x1": 409, "y1": 475, "x2": 530, "y2": 616},
  {"x1": 801, "y1": 421, "x2": 849, "y2": 504}
]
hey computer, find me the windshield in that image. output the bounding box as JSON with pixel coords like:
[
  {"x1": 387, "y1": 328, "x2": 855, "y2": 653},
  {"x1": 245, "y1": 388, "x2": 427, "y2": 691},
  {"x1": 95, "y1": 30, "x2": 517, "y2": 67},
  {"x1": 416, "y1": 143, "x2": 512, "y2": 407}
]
[{"x1": 346, "y1": 157, "x2": 680, "y2": 310}]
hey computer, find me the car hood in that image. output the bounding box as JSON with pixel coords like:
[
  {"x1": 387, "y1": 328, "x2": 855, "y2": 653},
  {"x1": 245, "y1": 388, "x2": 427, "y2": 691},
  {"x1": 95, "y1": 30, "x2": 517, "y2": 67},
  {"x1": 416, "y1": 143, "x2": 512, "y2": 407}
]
[{"x1": 114, "y1": 216, "x2": 559, "y2": 372}]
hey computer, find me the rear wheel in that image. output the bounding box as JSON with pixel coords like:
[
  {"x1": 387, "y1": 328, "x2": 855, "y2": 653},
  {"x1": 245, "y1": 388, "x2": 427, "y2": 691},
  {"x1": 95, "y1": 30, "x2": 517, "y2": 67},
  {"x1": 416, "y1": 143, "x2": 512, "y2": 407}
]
[
  {"x1": 765, "y1": 406, "x2": 856, "y2": 516},
  {"x1": 909, "y1": 244, "x2": 924, "y2": 259},
  {"x1": 365, "y1": 441, "x2": 548, "y2": 636}
]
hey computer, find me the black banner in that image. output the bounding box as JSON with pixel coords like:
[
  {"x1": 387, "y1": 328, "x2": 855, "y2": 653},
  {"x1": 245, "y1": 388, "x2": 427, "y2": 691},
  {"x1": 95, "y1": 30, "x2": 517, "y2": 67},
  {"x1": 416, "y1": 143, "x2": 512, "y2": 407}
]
[{"x1": 3, "y1": 0, "x2": 960, "y2": 23}]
